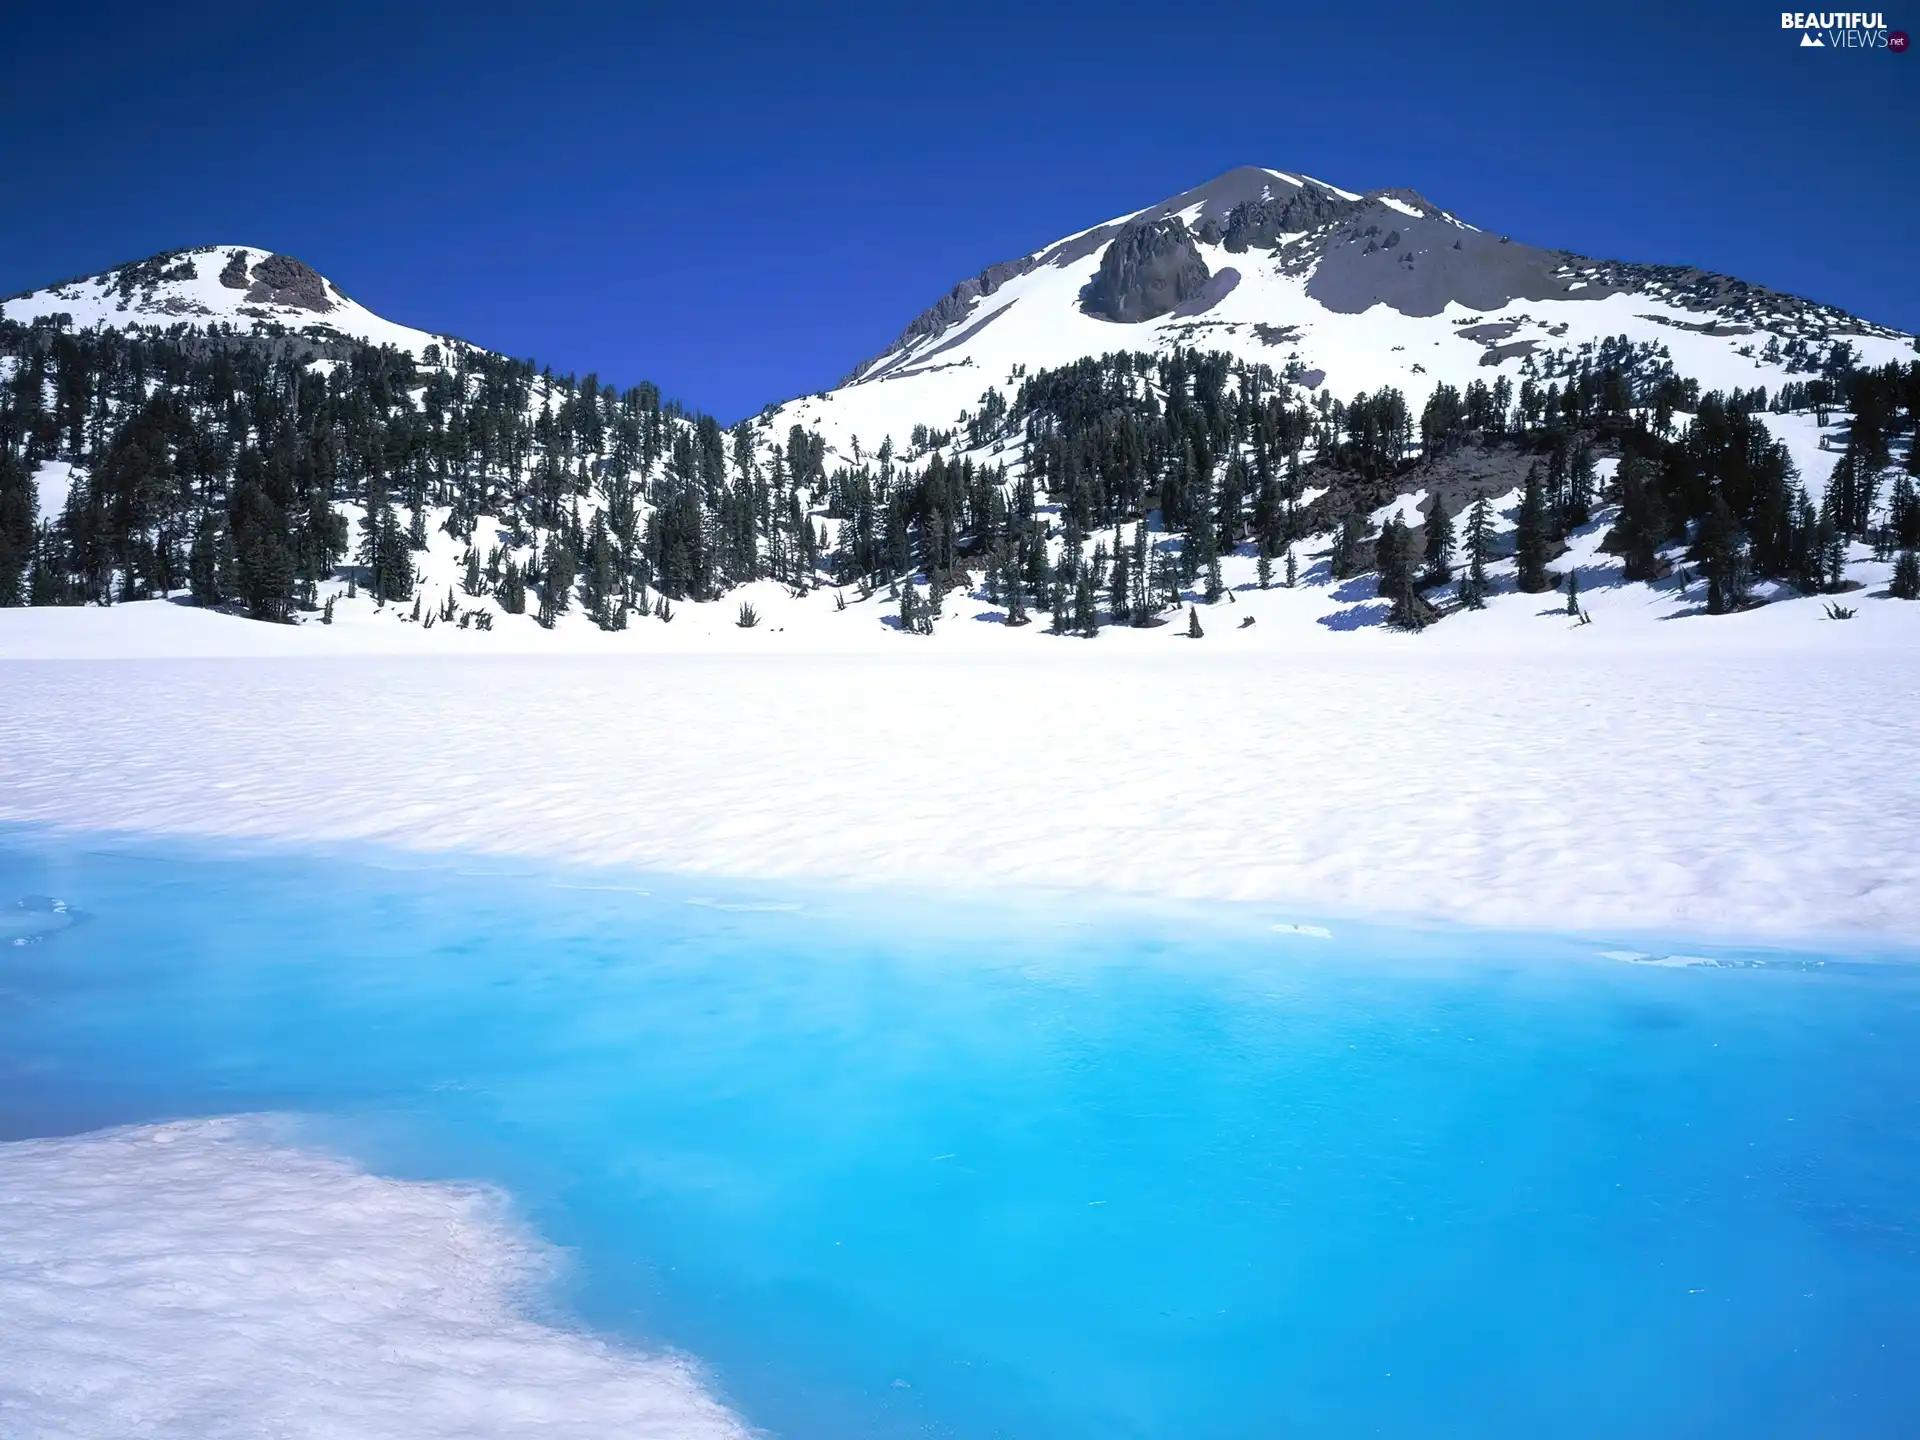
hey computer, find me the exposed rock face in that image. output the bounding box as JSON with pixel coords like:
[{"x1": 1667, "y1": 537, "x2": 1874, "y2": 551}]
[
  {"x1": 1301, "y1": 203, "x2": 1613, "y2": 317},
  {"x1": 219, "y1": 250, "x2": 250, "y2": 289},
  {"x1": 846, "y1": 256, "x2": 1040, "y2": 382},
  {"x1": 244, "y1": 253, "x2": 333, "y2": 311},
  {"x1": 1198, "y1": 187, "x2": 1358, "y2": 252},
  {"x1": 1080, "y1": 216, "x2": 1212, "y2": 323}
]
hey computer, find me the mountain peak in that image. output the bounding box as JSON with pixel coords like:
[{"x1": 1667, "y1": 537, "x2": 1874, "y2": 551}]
[{"x1": 1, "y1": 245, "x2": 449, "y2": 355}]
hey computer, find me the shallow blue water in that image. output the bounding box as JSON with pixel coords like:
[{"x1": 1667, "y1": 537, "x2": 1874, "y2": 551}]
[{"x1": 3, "y1": 829, "x2": 1917, "y2": 1438}]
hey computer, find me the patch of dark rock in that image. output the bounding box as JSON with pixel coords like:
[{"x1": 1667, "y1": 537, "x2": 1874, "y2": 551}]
[
  {"x1": 1197, "y1": 185, "x2": 1359, "y2": 252},
  {"x1": 1253, "y1": 323, "x2": 1300, "y2": 347},
  {"x1": 1080, "y1": 216, "x2": 1213, "y2": 324},
  {"x1": 219, "y1": 250, "x2": 251, "y2": 289},
  {"x1": 1479, "y1": 340, "x2": 1537, "y2": 365},
  {"x1": 244, "y1": 254, "x2": 334, "y2": 312},
  {"x1": 1306, "y1": 205, "x2": 1626, "y2": 318}
]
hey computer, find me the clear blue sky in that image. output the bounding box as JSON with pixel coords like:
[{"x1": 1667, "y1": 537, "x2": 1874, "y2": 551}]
[{"x1": 3, "y1": 0, "x2": 1914, "y2": 421}]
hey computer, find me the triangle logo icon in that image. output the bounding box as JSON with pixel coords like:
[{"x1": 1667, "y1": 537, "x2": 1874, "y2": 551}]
[{"x1": 1800, "y1": 31, "x2": 1825, "y2": 45}]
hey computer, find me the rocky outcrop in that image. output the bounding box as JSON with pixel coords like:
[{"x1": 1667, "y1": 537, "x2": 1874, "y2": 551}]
[
  {"x1": 1079, "y1": 217, "x2": 1212, "y2": 324},
  {"x1": 244, "y1": 253, "x2": 333, "y2": 311},
  {"x1": 1198, "y1": 187, "x2": 1358, "y2": 252},
  {"x1": 845, "y1": 256, "x2": 1040, "y2": 382}
]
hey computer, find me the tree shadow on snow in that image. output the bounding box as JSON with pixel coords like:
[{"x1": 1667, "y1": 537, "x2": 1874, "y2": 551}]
[
  {"x1": 1317, "y1": 601, "x2": 1393, "y2": 631},
  {"x1": 1330, "y1": 575, "x2": 1384, "y2": 604}
]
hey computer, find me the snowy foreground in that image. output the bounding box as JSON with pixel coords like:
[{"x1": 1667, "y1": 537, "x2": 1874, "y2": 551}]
[
  {"x1": 2, "y1": 596, "x2": 1916, "y2": 946},
  {"x1": 0, "y1": 1118, "x2": 747, "y2": 1440},
  {"x1": 3, "y1": 601, "x2": 1918, "y2": 1438}
]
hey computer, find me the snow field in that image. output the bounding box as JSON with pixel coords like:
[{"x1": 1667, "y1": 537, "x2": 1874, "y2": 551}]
[
  {"x1": 2, "y1": 624, "x2": 1915, "y2": 945},
  {"x1": 0, "y1": 1118, "x2": 748, "y2": 1440}
]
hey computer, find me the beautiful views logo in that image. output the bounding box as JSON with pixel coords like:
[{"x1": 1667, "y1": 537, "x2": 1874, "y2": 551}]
[{"x1": 1780, "y1": 11, "x2": 1906, "y2": 46}]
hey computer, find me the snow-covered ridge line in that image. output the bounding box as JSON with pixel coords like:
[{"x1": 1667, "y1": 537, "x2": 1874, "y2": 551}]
[
  {"x1": 1, "y1": 244, "x2": 456, "y2": 357},
  {"x1": 802, "y1": 164, "x2": 1911, "y2": 466}
]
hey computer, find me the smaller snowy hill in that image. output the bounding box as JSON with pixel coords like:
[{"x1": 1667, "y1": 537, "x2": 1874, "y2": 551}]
[{"x1": 0, "y1": 245, "x2": 449, "y2": 356}]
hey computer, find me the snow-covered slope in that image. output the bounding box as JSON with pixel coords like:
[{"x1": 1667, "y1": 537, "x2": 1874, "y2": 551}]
[
  {"x1": 768, "y1": 166, "x2": 1915, "y2": 461},
  {"x1": 1, "y1": 245, "x2": 450, "y2": 355}
]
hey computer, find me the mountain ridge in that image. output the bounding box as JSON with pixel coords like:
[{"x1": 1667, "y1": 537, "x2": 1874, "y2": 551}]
[
  {"x1": 840, "y1": 165, "x2": 1903, "y2": 394},
  {"x1": 0, "y1": 243, "x2": 456, "y2": 357},
  {"x1": 2, "y1": 165, "x2": 1916, "y2": 650}
]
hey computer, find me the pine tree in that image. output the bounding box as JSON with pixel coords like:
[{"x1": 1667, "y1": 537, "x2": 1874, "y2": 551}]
[
  {"x1": 1815, "y1": 494, "x2": 1845, "y2": 591},
  {"x1": 1074, "y1": 564, "x2": 1099, "y2": 636},
  {"x1": 1422, "y1": 497, "x2": 1454, "y2": 585},
  {"x1": 536, "y1": 535, "x2": 574, "y2": 627},
  {"x1": 1514, "y1": 464, "x2": 1551, "y2": 593},
  {"x1": 498, "y1": 559, "x2": 527, "y2": 614},
  {"x1": 1890, "y1": 474, "x2": 1918, "y2": 550},
  {"x1": 1696, "y1": 496, "x2": 1749, "y2": 614},
  {"x1": 1566, "y1": 445, "x2": 1595, "y2": 528},
  {"x1": 1187, "y1": 605, "x2": 1203, "y2": 638},
  {"x1": 1890, "y1": 547, "x2": 1920, "y2": 599},
  {"x1": 1565, "y1": 569, "x2": 1581, "y2": 616},
  {"x1": 1108, "y1": 545, "x2": 1132, "y2": 624},
  {"x1": 1376, "y1": 516, "x2": 1411, "y2": 599},
  {"x1": 1048, "y1": 547, "x2": 1076, "y2": 632},
  {"x1": 1284, "y1": 545, "x2": 1297, "y2": 588},
  {"x1": 189, "y1": 512, "x2": 223, "y2": 606},
  {"x1": 1003, "y1": 559, "x2": 1029, "y2": 626},
  {"x1": 1460, "y1": 492, "x2": 1494, "y2": 606},
  {"x1": 0, "y1": 449, "x2": 34, "y2": 607},
  {"x1": 1614, "y1": 455, "x2": 1668, "y2": 582},
  {"x1": 1330, "y1": 511, "x2": 1370, "y2": 580}
]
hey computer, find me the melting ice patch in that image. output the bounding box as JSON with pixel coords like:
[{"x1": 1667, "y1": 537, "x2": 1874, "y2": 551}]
[
  {"x1": 0, "y1": 1118, "x2": 750, "y2": 1440},
  {"x1": 1600, "y1": 949, "x2": 1747, "y2": 969},
  {"x1": 2, "y1": 895, "x2": 83, "y2": 947}
]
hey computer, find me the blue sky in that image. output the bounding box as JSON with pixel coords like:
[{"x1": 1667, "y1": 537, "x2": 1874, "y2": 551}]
[{"x1": 3, "y1": 0, "x2": 1914, "y2": 420}]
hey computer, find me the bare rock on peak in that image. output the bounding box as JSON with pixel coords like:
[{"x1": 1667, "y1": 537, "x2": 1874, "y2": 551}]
[
  {"x1": 1080, "y1": 216, "x2": 1213, "y2": 324},
  {"x1": 244, "y1": 253, "x2": 334, "y2": 312}
]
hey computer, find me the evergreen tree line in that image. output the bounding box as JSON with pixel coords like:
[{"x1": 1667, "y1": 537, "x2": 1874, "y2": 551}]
[
  {"x1": 3, "y1": 316, "x2": 1915, "y2": 630},
  {"x1": 0, "y1": 318, "x2": 818, "y2": 623}
]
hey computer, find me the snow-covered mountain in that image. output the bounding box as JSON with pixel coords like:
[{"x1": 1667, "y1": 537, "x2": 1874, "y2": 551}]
[
  {"x1": 0, "y1": 244, "x2": 449, "y2": 355},
  {"x1": 2, "y1": 170, "x2": 1917, "y2": 649},
  {"x1": 768, "y1": 165, "x2": 1913, "y2": 460}
]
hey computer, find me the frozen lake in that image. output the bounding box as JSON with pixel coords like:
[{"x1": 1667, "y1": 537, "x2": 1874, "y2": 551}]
[{"x1": 3, "y1": 829, "x2": 1917, "y2": 1437}]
